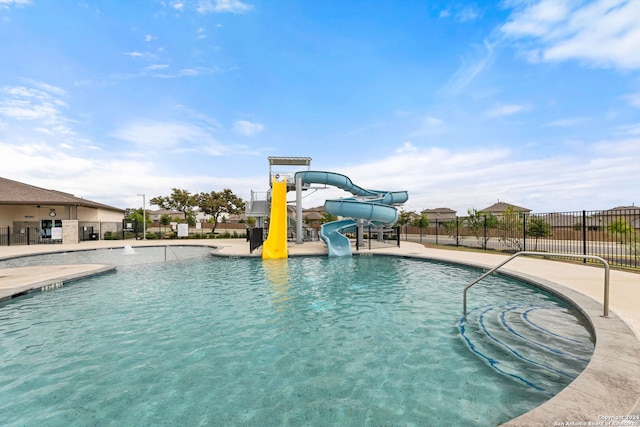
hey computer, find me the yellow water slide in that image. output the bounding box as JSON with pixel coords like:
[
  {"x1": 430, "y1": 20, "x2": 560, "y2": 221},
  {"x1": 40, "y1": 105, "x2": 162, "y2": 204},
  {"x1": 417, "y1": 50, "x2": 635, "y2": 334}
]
[{"x1": 262, "y1": 178, "x2": 288, "y2": 259}]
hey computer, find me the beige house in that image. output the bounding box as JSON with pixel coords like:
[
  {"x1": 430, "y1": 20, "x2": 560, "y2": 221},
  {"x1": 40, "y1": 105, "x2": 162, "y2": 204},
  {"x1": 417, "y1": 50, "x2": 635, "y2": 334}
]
[
  {"x1": 0, "y1": 177, "x2": 124, "y2": 243},
  {"x1": 593, "y1": 206, "x2": 640, "y2": 230},
  {"x1": 148, "y1": 209, "x2": 186, "y2": 222},
  {"x1": 421, "y1": 207, "x2": 457, "y2": 222},
  {"x1": 480, "y1": 201, "x2": 531, "y2": 218}
]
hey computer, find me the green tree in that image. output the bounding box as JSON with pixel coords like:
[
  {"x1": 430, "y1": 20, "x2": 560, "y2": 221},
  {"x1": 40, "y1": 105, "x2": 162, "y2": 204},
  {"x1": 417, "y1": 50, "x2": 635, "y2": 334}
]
[
  {"x1": 410, "y1": 213, "x2": 429, "y2": 243},
  {"x1": 321, "y1": 212, "x2": 338, "y2": 223},
  {"x1": 498, "y1": 206, "x2": 524, "y2": 251},
  {"x1": 125, "y1": 208, "x2": 150, "y2": 237},
  {"x1": 396, "y1": 209, "x2": 413, "y2": 228},
  {"x1": 246, "y1": 216, "x2": 256, "y2": 229},
  {"x1": 527, "y1": 216, "x2": 551, "y2": 251},
  {"x1": 443, "y1": 217, "x2": 463, "y2": 246},
  {"x1": 160, "y1": 214, "x2": 172, "y2": 237},
  {"x1": 465, "y1": 208, "x2": 498, "y2": 249},
  {"x1": 197, "y1": 188, "x2": 245, "y2": 235},
  {"x1": 411, "y1": 213, "x2": 429, "y2": 228},
  {"x1": 607, "y1": 218, "x2": 633, "y2": 243},
  {"x1": 150, "y1": 189, "x2": 197, "y2": 226},
  {"x1": 395, "y1": 209, "x2": 414, "y2": 240}
]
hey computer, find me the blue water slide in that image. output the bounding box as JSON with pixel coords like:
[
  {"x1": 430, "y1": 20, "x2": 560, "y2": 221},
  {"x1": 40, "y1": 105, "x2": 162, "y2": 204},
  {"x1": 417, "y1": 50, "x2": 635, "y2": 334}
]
[
  {"x1": 320, "y1": 219, "x2": 356, "y2": 257},
  {"x1": 295, "y1": 171, "x2": 408, "y2": 256}
]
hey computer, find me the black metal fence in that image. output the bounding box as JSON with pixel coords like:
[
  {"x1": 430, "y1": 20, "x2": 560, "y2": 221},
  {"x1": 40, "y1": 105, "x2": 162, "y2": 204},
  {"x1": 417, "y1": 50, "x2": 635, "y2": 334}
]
[
  {"x1": 247, "y1": 227, "x2": 264, "y2": 253},
  {"x1": 0, "y1": 226, "x2": 62, "y2": 246},
  {"x1": 404, "y1": 209, "x2": 640, "y2": 269},
  {"x1": 355, "y1": 225, "x2": 401, "y2": 251}
]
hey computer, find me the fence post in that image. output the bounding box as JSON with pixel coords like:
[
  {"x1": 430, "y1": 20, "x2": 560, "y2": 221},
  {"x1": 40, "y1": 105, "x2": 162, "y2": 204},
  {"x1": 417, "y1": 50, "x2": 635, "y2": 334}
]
[
  {"x1": 582, "y1": 210, "x2": 587, "y2": 263},
  {"x1": 7, "y1": 226, "x2": 10, "y2": 246},
  {"x1": 456, "y1": 217, "x2": 459, "y2": 247},
  {"x1": 522, "y1": 213, "x2": 527, "y2": 251},
  {"x1": 435, "y1": 219, "x2": 439, "y2": 245},
  {"x1": 481, "y1": 215, "x2": 484, "y2": 250}
]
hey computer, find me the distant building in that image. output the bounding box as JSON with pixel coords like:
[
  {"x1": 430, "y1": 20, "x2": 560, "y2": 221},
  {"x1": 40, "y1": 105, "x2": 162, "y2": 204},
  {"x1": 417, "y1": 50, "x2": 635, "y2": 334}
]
[
  {"x1": 301, "y1": 206, "x2": 326, "y2": 229},
  {"x1": 148, "y1": 209, "x2": 186, "y2": 222},
  {"x1": 421, "y1": 207, "x2": 457, "y2": 222},
  {"x1": 0, "y1": 176, "x2": 124, "y2": 242},
  {"x1": 593, "y1": 205, "x2": 640, "y2": 230},
  {"x1": 479, "y1": 202, "x2": 531, "y2": 218}
]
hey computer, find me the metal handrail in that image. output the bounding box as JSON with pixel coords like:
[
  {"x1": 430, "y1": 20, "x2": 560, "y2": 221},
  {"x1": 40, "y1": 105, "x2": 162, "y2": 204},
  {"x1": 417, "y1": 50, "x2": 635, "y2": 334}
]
[{"x1": 463, "y1": 251, "x2": 610, "y2": 319}]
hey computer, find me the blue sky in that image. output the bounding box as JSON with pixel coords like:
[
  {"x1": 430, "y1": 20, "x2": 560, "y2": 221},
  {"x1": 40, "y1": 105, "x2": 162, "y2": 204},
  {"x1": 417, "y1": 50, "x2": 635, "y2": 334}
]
[{"x1": 1, "y1": 0, "x2": 639, "y2": 214}]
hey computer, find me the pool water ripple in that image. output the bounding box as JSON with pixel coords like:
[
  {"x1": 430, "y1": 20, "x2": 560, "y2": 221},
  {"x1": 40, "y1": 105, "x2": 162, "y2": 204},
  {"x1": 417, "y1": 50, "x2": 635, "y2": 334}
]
[{"x1": 0, "y1": 248, "x2": 593, "y2": 426}]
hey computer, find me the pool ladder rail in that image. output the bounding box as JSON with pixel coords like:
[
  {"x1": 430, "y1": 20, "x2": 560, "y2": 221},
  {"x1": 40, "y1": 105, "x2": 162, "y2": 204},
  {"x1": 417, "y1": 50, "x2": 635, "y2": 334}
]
[{"x1": 462, "y1": 251, "x2": 610, "y2": 319}]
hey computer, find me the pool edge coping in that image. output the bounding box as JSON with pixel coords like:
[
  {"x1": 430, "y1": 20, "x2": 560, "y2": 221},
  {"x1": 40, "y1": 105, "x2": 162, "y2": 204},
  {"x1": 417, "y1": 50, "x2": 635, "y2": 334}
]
[{"x1": 0, "y1": 264, "x2": 117, "y2": 302}]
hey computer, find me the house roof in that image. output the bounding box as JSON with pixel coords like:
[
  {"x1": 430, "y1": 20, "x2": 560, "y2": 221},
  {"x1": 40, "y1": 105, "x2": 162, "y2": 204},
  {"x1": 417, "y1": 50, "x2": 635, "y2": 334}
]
[
  {"x1": 597, "y1": 205, "x2": 640, "y2": 214},
  {"x1": 536, "y1": 213, "x2": 582, "y2": 227},
  {"x1": 305, "y1": 206, "x2": 325, "y2": 212},
  {"x1": 480, "y1": 202, "x2": 531, "y2": 214},
  {"x1": 0, "y1": 177, "x2": 124, "y2": 212},
  {"x1": 421, "y1": 207, "x2": 457, "y2": 215}
]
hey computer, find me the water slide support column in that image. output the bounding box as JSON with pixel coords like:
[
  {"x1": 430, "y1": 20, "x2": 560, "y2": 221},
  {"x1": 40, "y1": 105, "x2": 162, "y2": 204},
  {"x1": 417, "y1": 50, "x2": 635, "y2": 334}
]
[
  {"x1": 296, "y1": 175, "x2": 303, "y2": 244},
  {"x1": 356, "y1": 218, "x2": 364, "y2": 248}
]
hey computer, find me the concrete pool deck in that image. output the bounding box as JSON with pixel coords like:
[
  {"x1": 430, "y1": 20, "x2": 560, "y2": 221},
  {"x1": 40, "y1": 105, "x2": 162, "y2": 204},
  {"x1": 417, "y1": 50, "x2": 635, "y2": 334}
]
[{"x1": 0, "y1": 239, "x2": 638, "y2": 426}]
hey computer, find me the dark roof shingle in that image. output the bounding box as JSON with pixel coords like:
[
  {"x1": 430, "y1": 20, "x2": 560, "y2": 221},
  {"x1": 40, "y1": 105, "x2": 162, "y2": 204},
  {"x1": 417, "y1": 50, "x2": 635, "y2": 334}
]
[{"x1": 0, "y1": 177, "x2": 124, "y2": 212}]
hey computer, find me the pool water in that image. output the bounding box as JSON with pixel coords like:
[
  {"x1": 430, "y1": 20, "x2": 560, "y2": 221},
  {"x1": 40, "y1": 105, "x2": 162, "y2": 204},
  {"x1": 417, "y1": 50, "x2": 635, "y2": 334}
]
[{"x1": 0, "y1": 247, "x2": 594, "y2": 426}]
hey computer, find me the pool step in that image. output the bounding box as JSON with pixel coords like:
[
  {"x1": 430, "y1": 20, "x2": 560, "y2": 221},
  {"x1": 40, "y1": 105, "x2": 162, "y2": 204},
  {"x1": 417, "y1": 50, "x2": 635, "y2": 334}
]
[{"x1": 459, "y1": 304, "x2": 594, "y2": 397}]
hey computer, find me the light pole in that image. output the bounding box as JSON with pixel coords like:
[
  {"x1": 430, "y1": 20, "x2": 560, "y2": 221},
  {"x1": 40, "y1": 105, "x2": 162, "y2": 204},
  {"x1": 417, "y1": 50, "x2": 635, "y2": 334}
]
[{"x1": 137, "y1": 193, "x2": 146, "y2": 240}]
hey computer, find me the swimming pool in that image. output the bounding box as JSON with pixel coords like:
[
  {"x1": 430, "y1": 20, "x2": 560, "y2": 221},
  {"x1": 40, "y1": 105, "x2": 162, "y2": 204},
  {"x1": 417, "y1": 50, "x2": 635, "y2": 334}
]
[{"x1": 0, "y1": 247, "x2": 594, "y2": 426}]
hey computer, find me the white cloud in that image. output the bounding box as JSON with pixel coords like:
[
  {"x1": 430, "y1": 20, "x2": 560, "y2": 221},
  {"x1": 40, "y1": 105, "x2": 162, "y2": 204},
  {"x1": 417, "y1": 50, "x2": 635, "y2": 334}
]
[
  {"x1": 543, "y1": 117, "x2": 587, "y2": 127},
  {"x1": 0, "y1": 100, "x2": 61, "y2": 121},
  {"x1": 145, "y1": 63, "x2": 169, "y2": 71},
  {"x1": 624, "y1": 91, "x2": 640, "y2": 108},
  {"x1": 441, "y1": 39, "x2": 495, "y2": 95},
  {"x1": 112, "y1": 120, "x2": 216, "y2": 149},
  {"x1": 438, "y1": 6, "x2": 480, "y2": 22},
  {"x1": 300, "y1": 140, "x2": 640, "y2": 213},
  {"x1": 486, "y1": 103, "x2": 529, "y2": 117},
  {"x1": 502, "y1": 0, "x2": 640, "y2": 70},
  {"x1": 0, "y1": 85, "x2": 69, "y2": 127},
  {"x1": 457, "y1": 7, "x2": 479, "y2": 22},
  {"x1": 397, "y1": 142, "x2": 418, "y2": 153},
  {"x1": 30, "y1": 81, "x2": 67, "y2": 97},
  {"x1": 501, "y1": 0, "x2": 572, "y2": 37},
  {"x1": 426, "y1": 116, "x2": 444, "y2": 126},
  {"x1": 197, "y1": 0, "x2": 252, "y2": 14},
  {"x1": 124, "y1": 51, "x2": 158, "y2": 60},
  {"x1": 0, "y1": 142, "x2": 95, "y2": 177},
  {"x1": 0, "y1": 0, "x2": 31, "y2": 6},
  {"x1": 616, "y1": 123, "x2": 640, "y2": 135},
  {"x1": 151, "y1": 66, "x2": 222, "y2": 78},
  {"x1": 233, "y1": 120, "x2": 264, "y2": 136},
  {"x1": 408, "y1": 115, "x2": 447, "y2": 137}
]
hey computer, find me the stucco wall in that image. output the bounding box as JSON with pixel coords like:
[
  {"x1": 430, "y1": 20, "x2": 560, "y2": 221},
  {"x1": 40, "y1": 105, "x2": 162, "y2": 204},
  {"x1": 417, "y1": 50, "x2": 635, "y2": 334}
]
[{"x1": 1, "y1": 204, "x2": 123, "y2": 227}]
